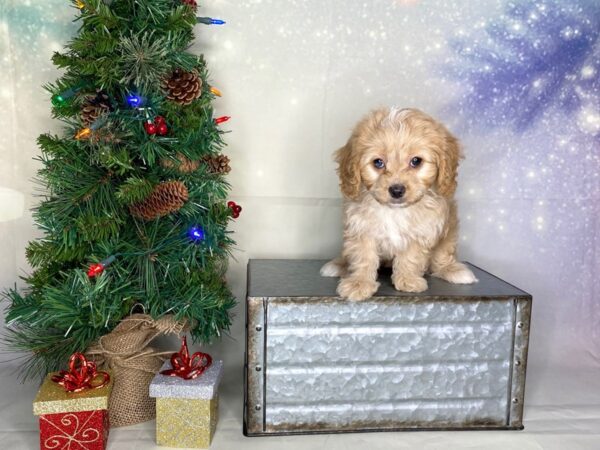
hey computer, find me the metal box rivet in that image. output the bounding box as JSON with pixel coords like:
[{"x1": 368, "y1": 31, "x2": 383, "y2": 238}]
[
  {"x1": 255, "y1": 405, "x2": 262, "y2": 411},
  {"x1": 256, "y1": 325, "x2": 263, "y2": 332},
  {"x1": 512, "y1": 398, "x2": 519, "y2": 404},
  {"x1": 517, "y1": 322, "x2": 524, "y2": 329},
  {"x1": 255, "y1": 366, "x2": 262, "y2": 372}
]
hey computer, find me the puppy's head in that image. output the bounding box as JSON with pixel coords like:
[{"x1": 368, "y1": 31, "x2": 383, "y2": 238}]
[{"x1": 336, "y1": 107, "x2": 461, "y2": 206}]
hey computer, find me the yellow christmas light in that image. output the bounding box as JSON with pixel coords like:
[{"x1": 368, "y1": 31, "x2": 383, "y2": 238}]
[
  {"x1": 210, "y1": 87, "x2": 222, "y2": 97},
  {"x1": 75, "y1": 127, "x2": 92, "y2": 140}
]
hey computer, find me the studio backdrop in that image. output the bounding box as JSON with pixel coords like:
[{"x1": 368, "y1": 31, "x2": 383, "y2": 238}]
[{"x1": 0, "y1": 0, "x2": 599, "y2": 438}]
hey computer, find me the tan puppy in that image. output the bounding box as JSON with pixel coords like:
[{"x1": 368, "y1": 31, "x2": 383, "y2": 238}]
[{"x1": 321, "y1": 107, "x2": 477, "y2": 301}]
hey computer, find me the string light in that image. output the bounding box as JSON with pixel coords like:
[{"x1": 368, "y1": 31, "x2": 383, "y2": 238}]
[
  {"x1": 197, "y1": 17, "x2": 226, "y2": 25},
  {"x1": 75, "y1": 0, "x2": 85, "y2": 9},
  {"x1": 51, "y1": 95, "x2": 66, "y2": 107},
  {"x1": 210, "y1": 87, "x2": 222, "y2": 97},
  {"x1": 126, "y1": 93, "x2": 143, "y2": 108},
  {"x1": 51, "y1": 86, "x2": 79, "y2": 107},
  {"x1": 188, "y1": 226, "x2": 205, "y2": 242},
  {"x1": 214, "y1": 116, "x2": 231, "y2": 125},
  {"x1": 87, "y1": 255, "x2": 116, "y2": 278},
  {"x1": 75, "y1": 117, "x2": 107, "y2": 140},
  {"x1": 75, "y1": 128, "x2": 92, "y2": 140}
]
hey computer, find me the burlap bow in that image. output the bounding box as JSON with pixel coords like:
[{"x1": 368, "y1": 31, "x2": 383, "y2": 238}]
[{"x1": 86, "y1": 314, "x2": 187, "y2": 428}]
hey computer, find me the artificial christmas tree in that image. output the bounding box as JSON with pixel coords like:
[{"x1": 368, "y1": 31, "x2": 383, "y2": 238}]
[{"x1": 3, "y1": 0, "x2": 236, "y2": 425}]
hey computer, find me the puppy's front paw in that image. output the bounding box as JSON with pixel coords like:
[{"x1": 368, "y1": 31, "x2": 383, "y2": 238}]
[
  {"x1": 337, "y1": 277, "x2": 379, "y2": 301},
  {"x1": 393, "y1": 274, "x2": 428, "y2": 293},
  {"x1": 433, "y1": 262, "x2": 478, "y2": 284}
]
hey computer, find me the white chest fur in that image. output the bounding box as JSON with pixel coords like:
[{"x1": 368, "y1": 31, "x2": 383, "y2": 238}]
[{"x1": 344, "y1": 193, "x2": 449, "y2": 257}]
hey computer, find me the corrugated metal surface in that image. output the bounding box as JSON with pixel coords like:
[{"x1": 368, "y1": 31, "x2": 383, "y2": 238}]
[
  {"x1": 244, "y1": 260, "x2": 532, "y2": 435},
  {"x1": 265, "y1": 299, "x2": 513, "y2": 431}
]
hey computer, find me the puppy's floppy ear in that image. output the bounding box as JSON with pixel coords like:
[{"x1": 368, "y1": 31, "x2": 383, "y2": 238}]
[
  {"x1": 436, "y1": 128, "x2": 462, "y2": 198},
  {"x1": 335, "y1": 137, "x2": 362, "y2": 200}
]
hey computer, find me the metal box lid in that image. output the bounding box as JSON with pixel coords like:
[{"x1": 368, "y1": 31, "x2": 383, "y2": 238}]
[{"x1": 247, "y1": 259, "x2": 529, "y2": 299}]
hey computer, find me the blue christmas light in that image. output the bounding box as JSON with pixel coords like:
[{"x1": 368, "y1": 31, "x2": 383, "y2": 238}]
[
  {"x1": 126, "y1": 93, "x2": 143, "y2": 107},
  {"x1": 197, "y1": 17, "x2": 226, "y2": 25},
  {"x1": 189, "y1": 226, "x2": 205, "y2": 242}
]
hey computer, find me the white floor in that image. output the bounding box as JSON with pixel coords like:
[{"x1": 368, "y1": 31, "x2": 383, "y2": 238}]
[{"x1": 1, "y1": 360, "x2": 599, "y2": 450}]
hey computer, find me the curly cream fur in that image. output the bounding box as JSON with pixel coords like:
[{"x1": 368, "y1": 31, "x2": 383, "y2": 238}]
[{"x1": 322, "y1": 107, "x2": 477, "y2": 301}]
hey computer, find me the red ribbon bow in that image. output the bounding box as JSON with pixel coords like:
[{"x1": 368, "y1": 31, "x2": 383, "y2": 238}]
[
  {"x1": 51, "y1": 353, "x2": 110, "y2": 393},
  {"x1": 161, "y1": 336, "x2": 212, "y2": 380}
]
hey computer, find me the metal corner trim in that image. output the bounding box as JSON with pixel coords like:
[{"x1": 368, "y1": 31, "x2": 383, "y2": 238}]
[
  {"x1": 508, "y1": 295, "x2": 532, "y2": 427},
  {"x1": 245, "y1": 296, "x2": 266, "y2": 434}
]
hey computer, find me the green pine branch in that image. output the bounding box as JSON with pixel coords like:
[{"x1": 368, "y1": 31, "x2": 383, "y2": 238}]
[{"x1": 3, "y1": 0, "x2": 237, "y2": 380}]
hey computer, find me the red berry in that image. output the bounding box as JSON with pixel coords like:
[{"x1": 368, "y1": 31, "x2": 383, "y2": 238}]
[
  {"x1": 181, "y1": 0, "x2": 197, "y2": 9},
  {"x1": 227, "y1": 201, "x2": 236, "y2": 208},
  {"x1": 157, "y1": 123, "x2": 168, "y2": 136},
  {"x1": 154, "y1": 115, "x2": 166, "y2": 125},
  {"x1": 144, "y1": 122, "x2": 157, "y2": 135},
  {"x1": 234, "y1": 205, "x2": 242, "y2": 214}
]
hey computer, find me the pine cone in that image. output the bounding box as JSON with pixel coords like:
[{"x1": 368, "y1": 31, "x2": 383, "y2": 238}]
[
  {"x1": 80, "y1": 91, "x2": 112, "y2": 127},
  {"x1": 161, "y1": 153, "x2": 201, "y2": 174},
  {"x1": 161, "y1": 69, "x2": 202, "y2": 106},
  {"x1": 90, "y1": 90, "x2": 113, "y2": 110},
  {"x1": 130, "y1": 181, "x2": 189, "y2": 221},
  {"x1": 80, "y1": 103, "x2": 105, "y2": 128},
  {"x1": 203, "y1": 154, "x2": 231, "y2": 174}
]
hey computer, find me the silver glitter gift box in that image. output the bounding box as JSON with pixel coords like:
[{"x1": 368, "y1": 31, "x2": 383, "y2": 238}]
[
  {"x1": 150, "y1": 359, "x2": 223, "y2": 448},
  {"x1": 244, "y1": 260, "x2": 532, "y2": 436}
]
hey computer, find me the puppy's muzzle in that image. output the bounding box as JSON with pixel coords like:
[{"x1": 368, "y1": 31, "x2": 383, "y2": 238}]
[{"x1": 388, "y1": 184, "x2": 406, "y2": 199}]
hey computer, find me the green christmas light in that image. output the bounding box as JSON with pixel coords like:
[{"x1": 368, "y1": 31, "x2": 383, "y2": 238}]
[
  {"x1": 51, "y1": 95, "x2": 65, "y2": 107},
  {"x1": 51, "y1": 86, "x2": 79, "y2": 107}
]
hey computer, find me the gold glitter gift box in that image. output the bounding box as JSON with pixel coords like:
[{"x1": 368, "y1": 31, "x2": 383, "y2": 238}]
[
  {"x1": 33, "y1": 371, "x2": 113, "y2": 450},
  {"x1": 150, "y1": 359, "x2": 223, "y2": 448}
]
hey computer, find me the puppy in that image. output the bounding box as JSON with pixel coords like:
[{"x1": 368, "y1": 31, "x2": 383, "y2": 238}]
[{"x1": 321, "y1": 107, "x2": 477, "y2": 301}]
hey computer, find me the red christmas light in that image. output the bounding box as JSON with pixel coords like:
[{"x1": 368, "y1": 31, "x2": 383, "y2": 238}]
[
  {"x1": 87, "y1": 263, "x2": 105, "y2": 277},
  {"x1": 87, "y1": 255, "x2": 116, "y2": 278},
  {"x1": 214, "y1": 116, "x2": 231, "y2": 125}
]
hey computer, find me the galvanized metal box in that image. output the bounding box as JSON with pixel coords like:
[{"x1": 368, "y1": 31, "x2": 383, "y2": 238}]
[{"x1": 244, "y1": 259, "x2": 531, "y2": 436}]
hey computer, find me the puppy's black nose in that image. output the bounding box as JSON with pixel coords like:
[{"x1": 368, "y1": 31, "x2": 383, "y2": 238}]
[{"x1": 389, "y1": 184, "x2": 406, "y2": 199}]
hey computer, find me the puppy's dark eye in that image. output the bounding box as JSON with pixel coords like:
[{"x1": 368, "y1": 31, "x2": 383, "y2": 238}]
[
  {"x1": 410, "y1": 156, "x2": 423, "y2": 168},
  {"x1": 373, "y1": 158, "x2": 385, "y2": 169}
]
